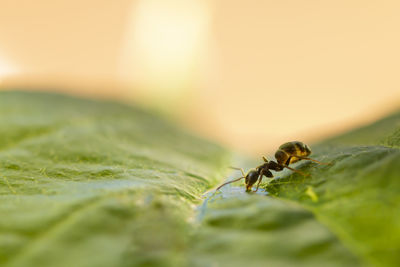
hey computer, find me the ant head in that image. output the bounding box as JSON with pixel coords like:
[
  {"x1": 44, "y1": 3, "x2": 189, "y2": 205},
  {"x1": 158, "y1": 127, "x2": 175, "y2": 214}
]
[{"x1": 245, "y1": 170, "x2": 259, "y2": 192}]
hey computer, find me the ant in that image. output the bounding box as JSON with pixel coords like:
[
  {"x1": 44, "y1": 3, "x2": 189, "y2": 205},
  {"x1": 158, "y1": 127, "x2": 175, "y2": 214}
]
[{"x1": 215, "y1": 141, "x2": 329, "y2": 193}]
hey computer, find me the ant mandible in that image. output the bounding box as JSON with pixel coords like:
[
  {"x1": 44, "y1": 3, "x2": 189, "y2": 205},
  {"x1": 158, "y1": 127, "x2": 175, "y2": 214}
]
[{"x1": 215, "y1": 141, "x2": 329, "y2": 193}]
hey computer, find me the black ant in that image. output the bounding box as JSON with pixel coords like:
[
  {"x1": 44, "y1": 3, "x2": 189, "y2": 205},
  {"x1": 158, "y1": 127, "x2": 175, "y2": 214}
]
[{"x1": 215, "y1": 141, "x2": 329, "y2": 193}]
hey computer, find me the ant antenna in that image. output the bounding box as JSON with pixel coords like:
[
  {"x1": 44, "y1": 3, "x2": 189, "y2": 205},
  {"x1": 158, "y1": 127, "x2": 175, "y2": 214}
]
[
  {"x1": 210, "y1": 167, "x2": 247, "y2": 197},
  {"x1": 215, "y1": 176, "x2": 245, "y2": 191}
]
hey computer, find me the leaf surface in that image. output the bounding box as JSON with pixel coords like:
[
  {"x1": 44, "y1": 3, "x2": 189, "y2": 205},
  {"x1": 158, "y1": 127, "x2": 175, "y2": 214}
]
[
  {"x1": 263, "y1": 110, "x2": 400, "y2": 266},
  {"x1": 0, "y1": 91, "x2": 229, "y2": 267},
  {"x1": 194, "y1": 110, "x2": 400, "y2": 267},
  {"x1": 1, "y1": 91, "x2": 399, "y2": 267}
]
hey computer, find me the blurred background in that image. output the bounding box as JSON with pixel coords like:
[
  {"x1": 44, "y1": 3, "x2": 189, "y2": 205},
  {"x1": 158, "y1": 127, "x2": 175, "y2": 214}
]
[{"x1": 0, "y1": 0, "x2": 399, "y2": 155}]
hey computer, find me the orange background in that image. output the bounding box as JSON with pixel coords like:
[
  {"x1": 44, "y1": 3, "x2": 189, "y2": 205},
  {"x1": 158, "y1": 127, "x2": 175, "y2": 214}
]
[{"x1": 0, "y1": 0, "x2": 399, "y2": 155}]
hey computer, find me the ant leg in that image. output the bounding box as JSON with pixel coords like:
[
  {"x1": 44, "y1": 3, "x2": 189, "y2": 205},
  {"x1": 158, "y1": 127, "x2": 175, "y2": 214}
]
[
  {"x1": 262, "y1": 156, "x2": 268, "y2": 162},
  {"x1": 296, "y1": 157, "x2": 331, "y2": 165},
  {"x1": 284, "y1": 165, "x2": 309, "y2": 177},
  {"x1": 254, "y1": 176, "x2": 263, "y2": 192},
  {"x1": 253, "y1": 170, "x2": 264, "y2": 192},
  {"x1": 216, "y1": 176, "x2": 245, "y2": 191},
  {"x1": 229, "y1": 166, "x2": 246, "y2": 177},
  {"x1": 255, "y1": 170, "x2": 273, "y2": 192}
]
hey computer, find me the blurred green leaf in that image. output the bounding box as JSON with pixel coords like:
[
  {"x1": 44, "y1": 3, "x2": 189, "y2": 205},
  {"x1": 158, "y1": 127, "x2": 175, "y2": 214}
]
[
  {"x1": 1, "y1": 91, "x2": 399, "y2": 267},
  {"x1": 0, "y1": 91, "x2": 230, "y2": 267}
]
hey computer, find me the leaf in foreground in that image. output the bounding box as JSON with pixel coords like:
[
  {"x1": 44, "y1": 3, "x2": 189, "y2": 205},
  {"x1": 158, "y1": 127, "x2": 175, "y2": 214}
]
[
  {"x1": 0, "y1": 91, "x2": 229, "y2": 266},
  {"x1": 1, "y1": 91, "x2": 399, "y2": 267}
]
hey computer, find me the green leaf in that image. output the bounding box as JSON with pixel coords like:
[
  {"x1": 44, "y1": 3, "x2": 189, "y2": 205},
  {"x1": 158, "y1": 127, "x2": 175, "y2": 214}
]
[
  {"x1": 1, "y1": 91, "x2": 399, "y2": 267},
  {"x1": 193, "y1": 110, "x2": 400, "y2": 267},
  {"x1": 0, "y1": 91, "x2": 230, "y2": 267},
  {"x1": 263, "y1": 110, "x2": 400, "y2": 266}
]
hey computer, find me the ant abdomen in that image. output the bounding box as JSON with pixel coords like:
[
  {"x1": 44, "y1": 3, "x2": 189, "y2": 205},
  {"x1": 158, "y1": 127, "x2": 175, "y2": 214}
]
[{"x1": 275, "y1": 141, "x2": 312, "y2": 165}]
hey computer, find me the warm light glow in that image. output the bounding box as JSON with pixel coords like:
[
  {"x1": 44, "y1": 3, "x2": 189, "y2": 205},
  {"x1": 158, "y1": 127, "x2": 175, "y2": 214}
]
[
  {"x1": 120, "y1": 0, "x2": 212, "y2": 100},
  {"x1": 0, "y1": 53, "x2": 19, "y2": 84},
  {"x1": 1, "y1": 1, "x2": 399, "y2": 155}
]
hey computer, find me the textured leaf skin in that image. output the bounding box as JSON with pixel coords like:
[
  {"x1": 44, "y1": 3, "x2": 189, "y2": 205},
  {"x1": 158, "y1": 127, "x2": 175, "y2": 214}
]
[
  {"x1": 264, "y1": 111, "x2": 400, "y2": 267},
  {"x1": 0, "y1": 91, "x2": 230, "y2": 267},
  {"x1": 195, "y1": 110, "x2": 400, "y2": 267},
  {"x1": 191, "y1": 195, "x2": 360, "y2": 267},
  {"x1": 1, "y1": 91, "x2": 399, "y2": 267}
]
